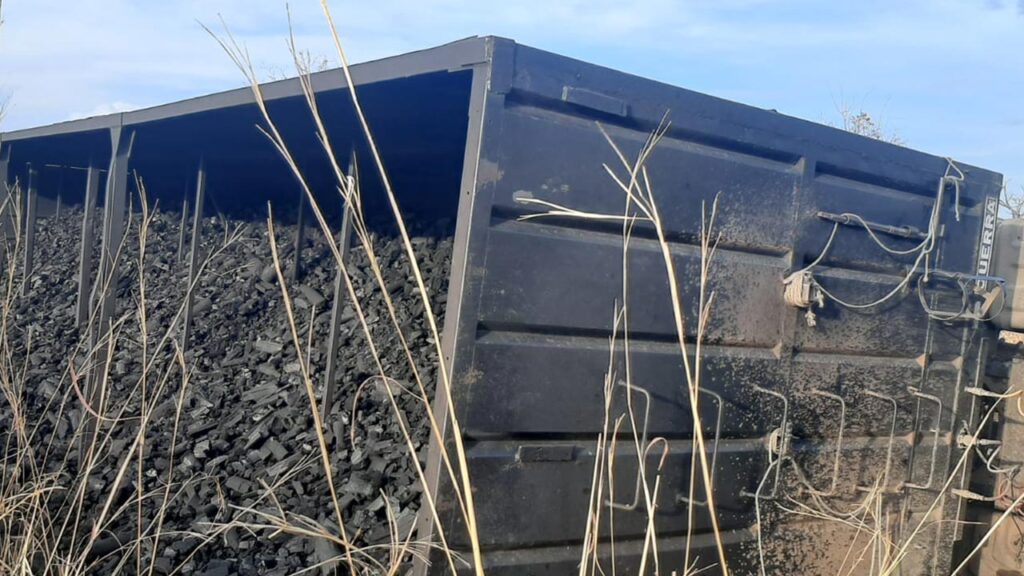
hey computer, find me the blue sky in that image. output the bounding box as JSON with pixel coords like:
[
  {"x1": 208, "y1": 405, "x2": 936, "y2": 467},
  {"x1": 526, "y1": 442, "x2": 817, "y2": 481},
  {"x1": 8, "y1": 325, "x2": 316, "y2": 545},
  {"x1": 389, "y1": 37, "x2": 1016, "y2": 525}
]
[{"x1": 1, "y1": 0, "x2": 1021, "y2": 189}]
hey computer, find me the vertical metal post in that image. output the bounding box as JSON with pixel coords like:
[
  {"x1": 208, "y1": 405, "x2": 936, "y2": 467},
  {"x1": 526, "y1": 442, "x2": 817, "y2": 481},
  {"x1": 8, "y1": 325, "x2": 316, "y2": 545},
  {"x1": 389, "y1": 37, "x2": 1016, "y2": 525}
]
[
  {"x1": 322, "y1": 154, "x2": 357, "y2": 421},
  {"x1": 82, "y1": 127, "x2": 133, "y2": 458},
  {"x1": 55, "y1": 166, "x2": 65, "y2": 219},
  {"x1": 0, "y1": 143, "x2": 11, "y2": 241},
  {"x1": 292, "y1": 187, "x2": 306, "y2": 283},
  {"x1": 76, "y1": 164, "x2": 101, "y2": 328},
  {"x1": 21, "y1": 163, "x2": 38, "y2": 295},
  {"x1": 0, "y1": 142, "x2": 9, "y2": 199},
  {"x1": 177, "y1": 196, "x2": 189, "y2": 262},
  {"x1": 96, "y1": 127, "x2": 134, "y2": 334},
  {"x1": 182, "y1": 160, "x2": 206, "y2": 347}
]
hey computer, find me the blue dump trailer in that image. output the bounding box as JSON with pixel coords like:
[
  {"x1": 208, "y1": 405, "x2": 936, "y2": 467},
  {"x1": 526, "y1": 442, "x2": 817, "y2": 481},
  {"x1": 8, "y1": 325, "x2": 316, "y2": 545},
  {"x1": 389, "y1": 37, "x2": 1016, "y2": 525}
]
[{"x1": 1, "y1": 37, "x2": 1019, "y2": 575}]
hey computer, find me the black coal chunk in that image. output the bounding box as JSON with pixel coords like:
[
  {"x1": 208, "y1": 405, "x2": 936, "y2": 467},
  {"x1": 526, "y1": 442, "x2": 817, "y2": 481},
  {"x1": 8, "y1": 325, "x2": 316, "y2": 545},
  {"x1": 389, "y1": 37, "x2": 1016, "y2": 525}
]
[{"x1": 1, "y1": 206, "x2": 454, "y2": 574}]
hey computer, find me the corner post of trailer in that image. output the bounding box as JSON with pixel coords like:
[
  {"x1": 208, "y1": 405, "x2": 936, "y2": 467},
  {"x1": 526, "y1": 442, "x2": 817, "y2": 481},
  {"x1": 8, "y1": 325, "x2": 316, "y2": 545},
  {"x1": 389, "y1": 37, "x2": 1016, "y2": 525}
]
[{"x1": 412, "y1": 36, "x2": 515, "y2": 576}]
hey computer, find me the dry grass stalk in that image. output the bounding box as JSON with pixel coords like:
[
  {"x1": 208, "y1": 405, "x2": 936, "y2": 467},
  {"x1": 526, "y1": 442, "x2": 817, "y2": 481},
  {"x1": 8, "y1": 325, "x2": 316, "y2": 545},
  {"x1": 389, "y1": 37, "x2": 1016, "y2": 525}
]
[
  {"x1": 879, "y1": 389, "x2": 1022, "y2": 576},
  {"x1": 518, "y1": 120, "x2": 725, "y2": 574},
  {"x1": 0, "y1": 173, "x2": 257, "y2": 575},
  {"x1": 264, "y1": 209, "x2": 358, "y2": 574},
  {"x1": 317, "y1": 3, "x2": 486, "y2": 572},
  {"x1": 201, "y1": 6, "x2": 496, "y2": 573}
]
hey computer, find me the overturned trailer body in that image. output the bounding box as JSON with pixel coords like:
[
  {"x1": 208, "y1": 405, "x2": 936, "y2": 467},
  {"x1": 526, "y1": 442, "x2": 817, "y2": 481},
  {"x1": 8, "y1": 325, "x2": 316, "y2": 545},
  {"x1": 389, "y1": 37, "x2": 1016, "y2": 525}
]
[{"x1": 0, "y1": 36, "x2": 1012, "y2": 574}]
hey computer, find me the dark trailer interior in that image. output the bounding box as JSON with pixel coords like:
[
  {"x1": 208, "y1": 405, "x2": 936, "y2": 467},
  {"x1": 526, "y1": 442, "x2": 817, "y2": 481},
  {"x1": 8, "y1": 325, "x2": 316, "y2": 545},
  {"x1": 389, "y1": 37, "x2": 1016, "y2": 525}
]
[
  {"x1": 0, "y1": 40, "x2": 478, "y2": 228},
  {"x1": 0, "y1": 36, "x2": 1011, "y2": 575}
]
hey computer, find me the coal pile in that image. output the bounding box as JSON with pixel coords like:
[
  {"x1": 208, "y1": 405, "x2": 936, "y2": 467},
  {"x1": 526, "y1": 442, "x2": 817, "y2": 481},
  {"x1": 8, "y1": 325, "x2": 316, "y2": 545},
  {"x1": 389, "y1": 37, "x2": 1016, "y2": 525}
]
[{"x1": 0, "y1": 204, "x2": 453, "y2": 575}]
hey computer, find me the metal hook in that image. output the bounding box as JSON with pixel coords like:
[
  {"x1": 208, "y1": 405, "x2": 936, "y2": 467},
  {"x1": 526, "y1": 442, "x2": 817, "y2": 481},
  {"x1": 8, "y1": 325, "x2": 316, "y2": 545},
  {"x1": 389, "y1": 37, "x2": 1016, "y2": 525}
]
[
  {"x1": 606, "y1": 381, "x2": 652, "y2": 512},
  {"x1": 742, "y1": 385, "x2": 789, "y2": 500},
  {"x1": 807, "y1": 389, "x2": 846, "y2": 497},
  {"x1": 857, "y1": 390, "x2": 898, "y2": 493},
  {"x1": 904, "y1": 386, "x2": 943, "y2": 491},
  {"x1": 678, "y1": 388, "x2": 724, "y2": 507}
]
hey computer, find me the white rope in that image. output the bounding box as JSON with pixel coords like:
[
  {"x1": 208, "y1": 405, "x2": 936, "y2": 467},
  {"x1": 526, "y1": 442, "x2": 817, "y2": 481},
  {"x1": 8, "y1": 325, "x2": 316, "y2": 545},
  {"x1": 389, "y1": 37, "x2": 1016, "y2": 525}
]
[
  {"x1": 813, "y1": 248, "x2": 929, "y2": 310},
  {"x1": 791, "y1": 222, "x2": 840, "y2": 278}
]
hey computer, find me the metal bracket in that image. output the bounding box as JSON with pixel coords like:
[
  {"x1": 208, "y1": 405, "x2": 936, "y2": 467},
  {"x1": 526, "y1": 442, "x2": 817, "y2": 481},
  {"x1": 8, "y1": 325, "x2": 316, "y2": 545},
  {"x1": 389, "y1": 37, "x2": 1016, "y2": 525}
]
[
  {"x1": 606, "y1": 381, "x2": 652, "y2": 512},
  {"x1": 951, "y1": 488, "x2": 997, "y2": 502},
  {"x1": 964, "y1": 386, "x2": 1007, "y2": 399},
  {"x1": 807, "y1": 389, "x2": 846, "y2": 497},
  {"x1": 742, "y1": 385, "x2": 789, "y2": 500},
  {"x1": 561, "y1": 86, "x2": 629, "y2": 117},
  {"x1": 858, "y1": 390, "x2": 898, "y2": 493},
  {"x1": 816, "y1": 210, "x2": 927, "y2": 240},
  {"x1": 904, "y1": 386, "x2": 942, "y2": 491},
  {"x1": 677, "y1": 388, "x2": 724, "y2": 507}
]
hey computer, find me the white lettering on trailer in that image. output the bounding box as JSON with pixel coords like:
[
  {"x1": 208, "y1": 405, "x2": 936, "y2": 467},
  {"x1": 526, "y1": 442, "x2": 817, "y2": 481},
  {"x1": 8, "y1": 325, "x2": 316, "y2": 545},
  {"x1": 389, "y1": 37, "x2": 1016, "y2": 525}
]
[{"x1": 977, "y1": 195, "x2": 999, "y2": 288}]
